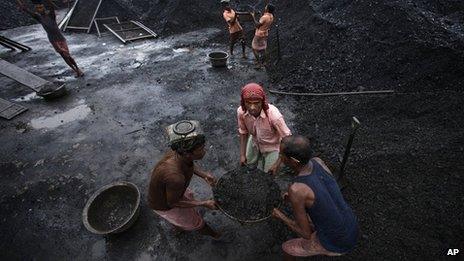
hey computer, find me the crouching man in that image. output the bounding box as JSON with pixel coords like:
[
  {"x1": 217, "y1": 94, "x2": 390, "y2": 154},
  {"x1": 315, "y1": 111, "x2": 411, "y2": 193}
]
[
  {"x1": 148, "y1": 120, "x2": 220, "y2": 238},
  {"x1": 272, "y1": 135, "x2": 358, "y2": 260}
]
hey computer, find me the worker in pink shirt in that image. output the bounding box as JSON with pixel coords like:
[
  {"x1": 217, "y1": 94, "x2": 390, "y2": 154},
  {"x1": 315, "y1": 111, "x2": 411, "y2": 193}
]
[
  {"x1": 237, "y1": 83, "x2": 291, "y2": 174},
  {"x1": 222, "y1": 0, "x2": 246, "y2": 58}
]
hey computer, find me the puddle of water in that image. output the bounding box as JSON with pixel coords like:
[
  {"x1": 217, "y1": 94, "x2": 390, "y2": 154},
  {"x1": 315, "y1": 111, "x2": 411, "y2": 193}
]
[
  {"x1": 30, "y1": 101, "x2": 91, "y2": 129},
  {"x1": 173, "y1": 48, "x2": 190, "y2": 53},
  {"x1": 13, "y1": 92, "x2": 42, "y2": 102}
]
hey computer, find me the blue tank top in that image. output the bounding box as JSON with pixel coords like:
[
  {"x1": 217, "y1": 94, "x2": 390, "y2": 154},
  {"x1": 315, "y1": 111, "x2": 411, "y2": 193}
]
[{"x1": 293, "y1": 159, "x2": 359, "y2": 253}]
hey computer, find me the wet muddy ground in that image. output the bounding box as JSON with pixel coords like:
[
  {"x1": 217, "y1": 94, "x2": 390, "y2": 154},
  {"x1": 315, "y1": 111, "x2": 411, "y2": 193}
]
[
  {"x1": 1, "y1": 2, "x2": 464, "y2": 260},
  {"x1": 0, "y1": 12, "x2": 294, "y2": 260}
]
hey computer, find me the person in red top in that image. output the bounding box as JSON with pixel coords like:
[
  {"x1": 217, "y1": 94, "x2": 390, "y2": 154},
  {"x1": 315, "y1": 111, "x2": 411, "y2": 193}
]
[
  {"x1": 251, "y1": 3, "x2": 275, "y2": 67},
  {"x1": 237, "y1": 83, "x2": 292, "y2": 174},
  {"x1": 17, "y1": 0, "x2": 84, "y2": 77},
  {"x1": 221, "y1": 0, "x2": 246, "y2": 58}
]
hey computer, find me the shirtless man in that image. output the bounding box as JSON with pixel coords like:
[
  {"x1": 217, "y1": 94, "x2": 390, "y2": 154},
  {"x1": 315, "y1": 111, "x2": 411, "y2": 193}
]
[
  {"x1": 222, "y1": 0, "x2": 246, "y2": 58},
  {"x1": 148, "y1": 120, "x2": 220, "y2": 238},
  {"x1": 272, "y1": 135, "x2": 359, "y2": 260},
  {"x1": 251, "y1": 2, "x2": 275, "y2": 67},
  {"x1": 17, "y1": 0, "x2": 83, "y2": 77}
]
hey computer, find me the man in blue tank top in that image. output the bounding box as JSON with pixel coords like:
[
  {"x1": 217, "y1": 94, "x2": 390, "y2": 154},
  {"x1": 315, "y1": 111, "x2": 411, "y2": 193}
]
[{"x1": 272, "y1": 135, "x2": 359, "y2": 260}]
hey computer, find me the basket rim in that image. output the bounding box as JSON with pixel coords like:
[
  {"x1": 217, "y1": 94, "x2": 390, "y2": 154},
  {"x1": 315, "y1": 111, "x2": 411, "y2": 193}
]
[
  {"x1": 82, "y1": 181, "x2": 141, "y2": 235},
  {"x1": 208, "y1": 51, "x2": 229, "y2": 60}
]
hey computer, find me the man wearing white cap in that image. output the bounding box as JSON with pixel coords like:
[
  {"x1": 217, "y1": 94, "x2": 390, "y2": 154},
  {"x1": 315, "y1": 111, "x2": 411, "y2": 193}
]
[{"x1": 147, "y1": 120, "x2": 220, "y2": 238}]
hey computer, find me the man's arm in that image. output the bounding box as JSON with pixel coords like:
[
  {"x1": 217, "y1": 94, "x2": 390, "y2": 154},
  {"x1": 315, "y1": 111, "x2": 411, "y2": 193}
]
[
  {"x1": 228, "y1": 11, "x2": 238, "y2": 24},
  {"x1": 193, "y1": 164, "x2": 216, "y2": 186},
  {"x1": 45, "y1": 0, "x2": 58, "y2": 20},
  {"x1": 239, "y1": 133, "x2": 248, "y2": 165},
  {"x1": 272, "y1": 184, "x2": 314, "y2": 239},
  {"x1": 166, "y1": 184, "x2": 216, "y2": 209},
  {"x1": 237, "y1": 109, "x2": 249, "y2": 166},
  {"x1": 251, "y1": 12, "x2": 262, "y2": 28},
  {"x1": 272, "y1": 116, "x2": 292, "y2": 138}
]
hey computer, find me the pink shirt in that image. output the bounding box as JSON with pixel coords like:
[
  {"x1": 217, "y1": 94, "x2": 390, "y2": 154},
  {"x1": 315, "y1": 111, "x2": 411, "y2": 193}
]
[{"x1": 237, "y1": 104, "x2": 292, "y2": 153}]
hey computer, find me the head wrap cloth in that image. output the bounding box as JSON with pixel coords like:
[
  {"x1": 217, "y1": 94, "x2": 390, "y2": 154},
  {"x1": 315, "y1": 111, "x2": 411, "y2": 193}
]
[{"x1": 240, "y1": 83, "x2": 269, "y2": 114}]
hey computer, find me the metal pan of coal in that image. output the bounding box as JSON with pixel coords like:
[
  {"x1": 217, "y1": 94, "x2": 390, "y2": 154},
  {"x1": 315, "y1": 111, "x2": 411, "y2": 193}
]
[
  {"x1": 213, "y1": 166, "x2": 282, "y2": 223},
  {"x1": 82, "y1": 181, "x2": 141, "y2": 235}
]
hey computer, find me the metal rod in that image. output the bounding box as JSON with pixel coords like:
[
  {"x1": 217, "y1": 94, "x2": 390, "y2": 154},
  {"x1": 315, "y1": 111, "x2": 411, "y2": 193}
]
[
  {"x1": 63, "y1": 0, "x2": 79, "y2": 31},
  {"x1": 0, "y1": 40, "x2": 16, "y2": 51},
  {"x1": 124, "y1": 35, "x2": 154, "y2": 41},
  {"x1": 131, "y1": 21, "x2": 158, "y2": 38},
  {"x1": 58, "y1": 4, "x2": 74, "y2": 30},
  {"x1": 65, "y1": 26, "x2": 90, "y2": 30},
  {"x1": 94, "y1": 20, "x2": 101, "y2": 37},
  {"x1": 112, "y1": 27, "x2": 143, "y2": 33},
  {"x1": 338, "y1": 117, "x2": 361, "y2": 182},
  {"x1": 0, "y1": 36, "x2": 31, "y2": 51},
  {"x1": 94, "y1": 17, "x2": 120, "y2": 37},
  {"x1": 269, "y1": 89, "x2": 395, "y2": 97},
  {"x1": 275, "y1": 24, "x2": 281, "y2": 62},
  {"x1": 104, "y1": 24, "x2": 127, "y2": 43},
  {"x1": 87, "y1": 0, "x2": 103, "y2": 33}
]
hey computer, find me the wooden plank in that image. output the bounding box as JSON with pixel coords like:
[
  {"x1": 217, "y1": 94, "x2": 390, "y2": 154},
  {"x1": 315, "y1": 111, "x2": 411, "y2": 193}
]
[
  {"x1": 0, "y1": 98, "x2": 28, "y2": 120},
  {"x1": 0, "y1": 59, "x2": 49, "y2": 92}
]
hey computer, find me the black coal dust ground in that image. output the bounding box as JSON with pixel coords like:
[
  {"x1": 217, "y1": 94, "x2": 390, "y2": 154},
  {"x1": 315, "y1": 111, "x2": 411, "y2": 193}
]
[
  {"x1": 2, "y1": 0, "x2": 464, "y2": 260},
  {"x1": 214, "y1": 167, "x2": 281, "y2": 222},
  {"x1": 0, "y1": 10, "x2": 294, "y2": 261}
]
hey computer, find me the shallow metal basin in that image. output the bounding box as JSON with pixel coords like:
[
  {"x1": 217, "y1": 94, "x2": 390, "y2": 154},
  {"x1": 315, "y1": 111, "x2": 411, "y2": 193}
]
[{"x1": 82, "y1": 181, "x2": 141, "y2": 235}]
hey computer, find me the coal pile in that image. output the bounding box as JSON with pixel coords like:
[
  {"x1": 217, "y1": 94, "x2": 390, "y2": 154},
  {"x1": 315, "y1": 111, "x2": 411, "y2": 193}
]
[
  {"x1": 1, "y1": 1, "x2": 37, "y2": 30},
  {"x1": 214, "y1": 166, "x2": 281, "y2": 222},
  {"x1": 0, "y1": 1, "x2": 74, "y2": 30},
  {"x1": 269, "y1": 0, "x2": 464, "y2": 93},
  {"x1": 109, "y1": 0, "x2": 223, "y2": 35}
]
